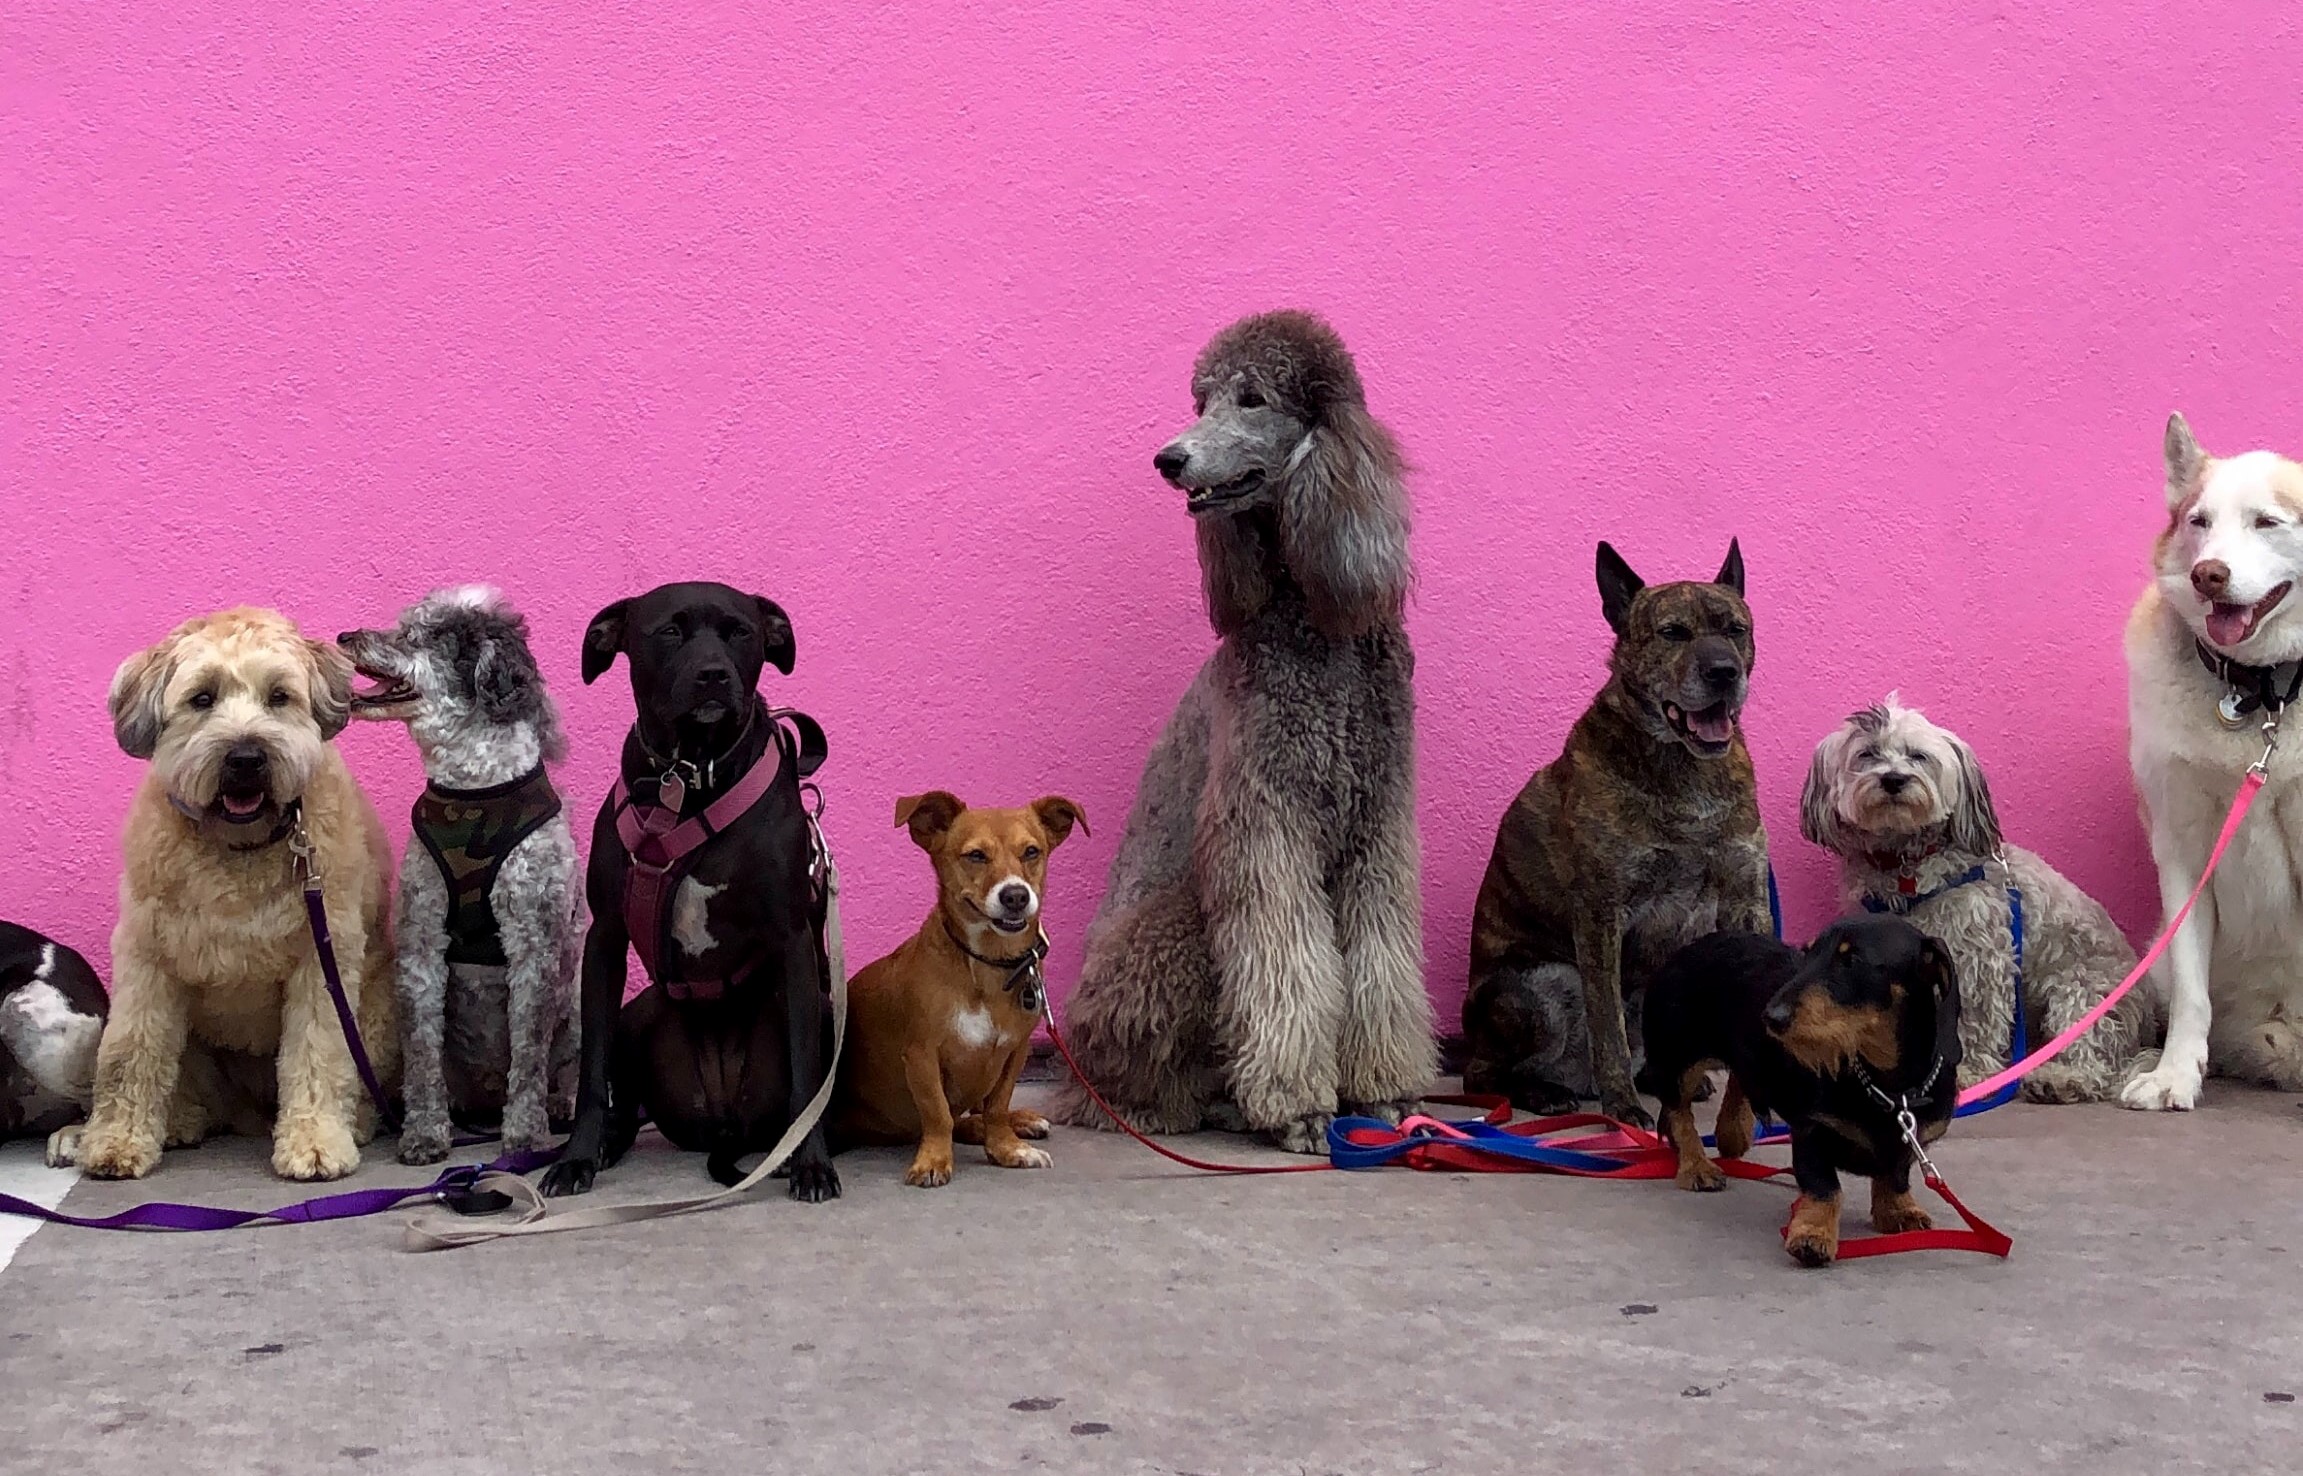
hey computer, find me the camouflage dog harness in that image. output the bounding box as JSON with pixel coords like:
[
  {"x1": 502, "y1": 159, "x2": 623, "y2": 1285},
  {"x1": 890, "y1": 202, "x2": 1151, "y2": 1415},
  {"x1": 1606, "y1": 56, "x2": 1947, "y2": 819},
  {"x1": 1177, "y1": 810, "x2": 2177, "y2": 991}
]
[{"x1": 411, "y1": 766, "x2": 564, "y2": 968}]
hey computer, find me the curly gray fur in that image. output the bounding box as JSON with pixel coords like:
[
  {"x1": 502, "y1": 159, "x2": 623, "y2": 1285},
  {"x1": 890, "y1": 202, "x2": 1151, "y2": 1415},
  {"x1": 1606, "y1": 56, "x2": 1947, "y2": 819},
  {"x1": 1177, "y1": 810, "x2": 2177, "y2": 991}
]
[
  {"x1": 1048, "y1": 311, "x2": 1436, "y2": 1152},
  {"x1": 1800, "y1": 694, "x2": 2156, "y2": 1102},
  {"x1": 341, "y1": 586, "x2": 583, "y2": 1159}
]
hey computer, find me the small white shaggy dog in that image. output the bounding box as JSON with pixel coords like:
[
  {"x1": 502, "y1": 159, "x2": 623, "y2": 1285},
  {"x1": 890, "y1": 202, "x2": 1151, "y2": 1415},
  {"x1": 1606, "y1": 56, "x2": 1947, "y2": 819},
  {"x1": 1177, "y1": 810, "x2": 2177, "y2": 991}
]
[
  {"x1": 1801, "y1": 695, "x2": 2151, "y2": 1102},
  {"x1": 70, "y1": 607, "x2": 399, "y2": 1181},
  {"x1": 2123, "y1": 414, "x2": 2303, "y2": 1110}
]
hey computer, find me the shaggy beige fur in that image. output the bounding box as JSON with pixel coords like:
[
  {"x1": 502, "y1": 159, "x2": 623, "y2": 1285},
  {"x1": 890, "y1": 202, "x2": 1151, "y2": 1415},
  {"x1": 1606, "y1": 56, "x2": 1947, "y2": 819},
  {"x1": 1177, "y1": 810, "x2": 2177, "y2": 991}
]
[{"x1": 72, "y1": 607, "x2": 399, "y2": 1182}]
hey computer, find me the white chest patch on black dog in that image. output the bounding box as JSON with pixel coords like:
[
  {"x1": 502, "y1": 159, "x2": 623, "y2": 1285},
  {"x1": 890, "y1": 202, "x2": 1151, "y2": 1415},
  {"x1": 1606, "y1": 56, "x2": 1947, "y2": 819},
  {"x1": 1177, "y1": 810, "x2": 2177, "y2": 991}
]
[{"x1": 671, "y1": 878, "x2": 724, "y2": 957}]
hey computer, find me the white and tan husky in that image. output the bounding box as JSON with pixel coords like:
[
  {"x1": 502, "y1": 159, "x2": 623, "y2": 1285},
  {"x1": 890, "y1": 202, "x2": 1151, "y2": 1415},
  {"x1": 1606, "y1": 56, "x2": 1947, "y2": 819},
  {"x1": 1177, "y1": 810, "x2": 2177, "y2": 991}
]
[{"x1": 2123, "y1": 413, "x2": 2303, "y2": 1110}]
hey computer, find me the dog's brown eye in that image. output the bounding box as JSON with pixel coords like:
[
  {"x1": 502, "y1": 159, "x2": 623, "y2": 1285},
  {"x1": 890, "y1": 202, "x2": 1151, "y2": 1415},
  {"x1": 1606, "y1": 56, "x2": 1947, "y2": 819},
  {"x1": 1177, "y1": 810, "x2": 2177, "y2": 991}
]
[
  {"x1": 1659, "y1": 624, "x2": 1693, "y2": 642},
  {"x1": 2189, "y1": 512, "x2": 2210, "y2": 528},
  {"x1": 2256, "y1": 515, "x2": 2284, "y2": 530},
  {"x1": 268, "y1": 689, "x2": 292, "y2": 708},
  {"x1": 1725, "y1": 622, "x2": 1749, "y2": 638},
  {"x1": 189, "y1": 691, "x2": 215, "y2": 711},
  {"x1": 1237, "y1": 388, "x2": 1266, "y2": 410},
  {"x1": 1022, "y1": 846, "x2": 1042, "y2": 861},
  {"x1": 963, "y1": 850, "x2": 989, "y2": 865}
]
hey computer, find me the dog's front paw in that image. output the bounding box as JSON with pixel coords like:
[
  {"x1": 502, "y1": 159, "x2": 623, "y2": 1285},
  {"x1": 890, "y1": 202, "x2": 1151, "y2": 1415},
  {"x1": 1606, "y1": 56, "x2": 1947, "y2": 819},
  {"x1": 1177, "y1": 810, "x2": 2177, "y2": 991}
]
[
  {"x1": 1675, "y1": 1157, "x2": 1727, "y2": 1192},
  {"x1": 1784, "y1": 1197, "x2": 1841, "y2": 1268},
  {"x1": 989, "y1": 1141, "x2": 1053, "y2": 1170},
  {"x1": 75, "y1": 1125, "x2": 160, "y2": 1180},
  {"x1": 539, "y1": 1156, "x2": 596, "y2": 1198},
  {"x1": 2120, "y1": 1061, "x2": 2203, "y2": 1112},
  {"x1": 2020, "y1": 1063, "x2": 2103, "y2": 1105},
  {"x1": 397, "y1": 1122, "x2": 452, "y2": 1166},
  {"x1": 272, "y1": 1120, "x2": 360, "y2": 1181},
  {"x1": 1007, "y1": 1108, "x2": 1051, "y2": 1140},
  {"x1": 1270, "y1": 1112, "x2": 1333, "y2": 1156},
  {"x1": 904, "y1": 1146, "x2": 953, "y2": 1188},
  {"x1": 787, "y1": 1155, "x2": 841, "y2": 1202},
  {"x1": 1871, "y1": 1187, "x2": 1934, "y2": 1233},
  {"x1": 44, "y1": 1123, "x2": 81, "y2": 1169},
  {"x1": 1602, "y1": 1096, "x2": 1655, "y2": 1132}
]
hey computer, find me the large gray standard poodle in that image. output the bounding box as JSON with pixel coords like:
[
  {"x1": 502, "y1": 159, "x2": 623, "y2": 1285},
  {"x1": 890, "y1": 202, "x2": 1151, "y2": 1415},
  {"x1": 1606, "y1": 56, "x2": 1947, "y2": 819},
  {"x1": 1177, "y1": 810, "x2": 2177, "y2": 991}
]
[{"x1": 1048, "y1": 310, "x2": 1436, "y2": 1153}]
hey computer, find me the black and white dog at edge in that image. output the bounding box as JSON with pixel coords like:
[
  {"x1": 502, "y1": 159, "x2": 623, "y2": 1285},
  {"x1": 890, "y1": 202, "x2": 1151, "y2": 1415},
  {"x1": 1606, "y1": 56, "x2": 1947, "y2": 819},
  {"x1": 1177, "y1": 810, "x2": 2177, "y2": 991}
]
[{"x1": 340, "y1": 587, "x2": 582, "y2": 1162}]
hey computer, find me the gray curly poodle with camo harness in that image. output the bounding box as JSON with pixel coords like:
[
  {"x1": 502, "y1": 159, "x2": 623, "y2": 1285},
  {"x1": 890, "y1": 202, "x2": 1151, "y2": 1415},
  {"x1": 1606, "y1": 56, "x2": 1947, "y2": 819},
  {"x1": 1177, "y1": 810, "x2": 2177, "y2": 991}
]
[
  {"x1": 340, "y1": 587, "x2": 582, "y2": 1163},
  {"x1": 1048, "y1": 310, "x2": 1436, "y2": 1154}
]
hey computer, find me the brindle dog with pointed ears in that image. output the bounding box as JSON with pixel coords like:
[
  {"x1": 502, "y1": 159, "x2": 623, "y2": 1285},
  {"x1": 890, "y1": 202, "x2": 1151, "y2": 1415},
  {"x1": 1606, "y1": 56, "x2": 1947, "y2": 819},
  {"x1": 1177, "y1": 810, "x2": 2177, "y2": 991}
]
[{"x1": 1464, "y1": 540, "x2": 1769, "y2": 1127}]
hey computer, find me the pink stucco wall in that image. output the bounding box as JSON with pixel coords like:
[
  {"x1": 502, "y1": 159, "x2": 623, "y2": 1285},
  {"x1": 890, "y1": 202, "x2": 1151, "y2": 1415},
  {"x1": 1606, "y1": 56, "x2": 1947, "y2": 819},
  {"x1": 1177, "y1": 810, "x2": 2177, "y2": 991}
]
[{"x1": 5, "y1": 3, "x2": 2299, "y2": 1025}]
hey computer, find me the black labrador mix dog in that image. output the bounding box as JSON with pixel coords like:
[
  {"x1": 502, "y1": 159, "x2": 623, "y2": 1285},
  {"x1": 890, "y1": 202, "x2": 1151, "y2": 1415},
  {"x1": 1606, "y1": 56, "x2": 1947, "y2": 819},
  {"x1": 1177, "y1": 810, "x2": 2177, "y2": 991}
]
[
  {"x1": 540, "y1": 581, "x2": 840, "y2": 1202},
  {"x1": 1639, "y1": 916, "x2": 1961, "y2": 1267}
]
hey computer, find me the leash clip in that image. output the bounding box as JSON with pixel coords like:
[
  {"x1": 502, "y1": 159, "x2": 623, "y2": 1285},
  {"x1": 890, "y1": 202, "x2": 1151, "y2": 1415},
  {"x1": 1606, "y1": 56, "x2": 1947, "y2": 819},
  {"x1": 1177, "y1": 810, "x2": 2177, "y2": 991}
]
[
  {"x1": 288, "y1": 814, "x2": 321, "y2": 891},
  {"x1": 2251, "y1": 711, "x2": 2285, "y2": 778}
]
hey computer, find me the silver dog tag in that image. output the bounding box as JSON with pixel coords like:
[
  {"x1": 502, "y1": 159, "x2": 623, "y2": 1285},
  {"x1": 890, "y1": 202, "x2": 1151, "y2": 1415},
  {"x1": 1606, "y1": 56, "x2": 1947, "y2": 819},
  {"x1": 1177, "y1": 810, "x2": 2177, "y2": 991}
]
[
  {"x1": 657, "y1": 771, "x2": 687, "y2": 812},
  {"x1": 2217, "y1": 692, "x2": 2250, "y2": 730}
]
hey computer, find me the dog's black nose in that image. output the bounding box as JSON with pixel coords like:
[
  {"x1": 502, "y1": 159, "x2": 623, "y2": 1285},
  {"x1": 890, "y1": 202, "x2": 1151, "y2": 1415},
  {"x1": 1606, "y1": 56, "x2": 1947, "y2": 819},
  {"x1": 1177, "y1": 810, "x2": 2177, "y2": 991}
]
[
  {"x1": 996, "y1": 883, "x2": 1031, "y2": 914},
  {"x1": 335, "y1": 631, "x2": 357, "y2": 647},
  {"x1": 1153, "y1": 445, "x2": 1191, "y2": 482},
  {"x1": 1880, "y1": 772, "x2": 1912, "y2": 795},
  {"x1": 694, "y1": 666, "x2": 734, "y2": 691},
  {"x1": 1702, "y1": 660, "x2": 1742, "y2": 691},
  {"x1": 221, "y1": 744, "x2": 267, "y2": 779},
  {"x1": 1763, "y1": 1001, "x2": 1795, "y2": 1034},
  {"x1": 2192, "y1": 559, "x2": 2232, "y2": 599}
]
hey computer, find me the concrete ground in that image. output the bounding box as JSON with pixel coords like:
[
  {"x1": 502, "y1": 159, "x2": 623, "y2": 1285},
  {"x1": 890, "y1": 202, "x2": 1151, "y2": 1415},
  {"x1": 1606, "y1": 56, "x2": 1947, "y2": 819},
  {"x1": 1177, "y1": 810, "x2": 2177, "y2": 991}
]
[{"x1": 0, "y1": 1081, "x2": 2298, "y2": 1476}]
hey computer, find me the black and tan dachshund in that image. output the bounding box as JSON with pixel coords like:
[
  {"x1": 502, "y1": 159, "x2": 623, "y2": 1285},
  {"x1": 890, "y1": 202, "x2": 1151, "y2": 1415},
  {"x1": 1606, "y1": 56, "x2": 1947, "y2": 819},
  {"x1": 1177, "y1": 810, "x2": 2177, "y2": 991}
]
[{"x1": 1638, "y1": 916, "x2": 1962, "y2": 1267}]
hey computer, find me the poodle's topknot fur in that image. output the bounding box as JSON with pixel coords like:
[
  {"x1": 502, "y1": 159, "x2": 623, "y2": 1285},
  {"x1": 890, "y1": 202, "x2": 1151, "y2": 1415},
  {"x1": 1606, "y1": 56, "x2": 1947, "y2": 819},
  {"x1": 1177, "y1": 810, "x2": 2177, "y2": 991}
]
[{"x1": 1049, "y1": 310, "x2": 1435, "y2": 1152}]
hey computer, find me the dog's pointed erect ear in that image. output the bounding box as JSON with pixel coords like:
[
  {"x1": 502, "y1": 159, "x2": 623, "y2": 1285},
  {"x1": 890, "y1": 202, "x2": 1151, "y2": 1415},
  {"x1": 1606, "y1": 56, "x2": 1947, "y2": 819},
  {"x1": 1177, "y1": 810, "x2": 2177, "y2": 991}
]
[
  {"x1": 893, "y1": 791, "x2": 966, "y2": 850},
  {"x1": 1595, "y1": 542, "x2": 1644, "y2": 636},
  {"x1": 1031, "y1": 796, "x2": 1089, "y2": 847},
  {"x1": 305, "y1": 639, "x2": 355, "y2": 741},
  {"x1": 752, "y1": 596, "x2": 795, "y2": 676},
  {"x1": 581, "y1": 599, "x2": 630, "y2": 685},
  {"x1": 1715, "y1": 538, "x2": 1745, "y2": 596},
  {"x1": 1944, "y1": 729, "x2": 2005, "y2": 856},
  {"x1": 108, "y1": 637, "x2": 177, "y2": 760},
  {"x1": 2164, "y1": 412, "x2": 2209, "y2": 511}
]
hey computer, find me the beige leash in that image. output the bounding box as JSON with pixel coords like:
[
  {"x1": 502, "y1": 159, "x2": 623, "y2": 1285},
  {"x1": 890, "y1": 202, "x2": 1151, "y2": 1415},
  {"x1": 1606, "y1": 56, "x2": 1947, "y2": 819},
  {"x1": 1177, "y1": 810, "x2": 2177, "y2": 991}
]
[{"x1": 401, "y1": 847, "x2": 849, "y2": 1252}]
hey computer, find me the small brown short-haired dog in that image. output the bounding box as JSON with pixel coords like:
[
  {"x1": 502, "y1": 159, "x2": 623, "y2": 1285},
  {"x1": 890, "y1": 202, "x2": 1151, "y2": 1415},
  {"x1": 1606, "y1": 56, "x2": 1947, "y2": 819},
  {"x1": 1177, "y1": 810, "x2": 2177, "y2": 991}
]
[{"x1": 833, "y1": 791, "x2": 1085, "y2": 1186}]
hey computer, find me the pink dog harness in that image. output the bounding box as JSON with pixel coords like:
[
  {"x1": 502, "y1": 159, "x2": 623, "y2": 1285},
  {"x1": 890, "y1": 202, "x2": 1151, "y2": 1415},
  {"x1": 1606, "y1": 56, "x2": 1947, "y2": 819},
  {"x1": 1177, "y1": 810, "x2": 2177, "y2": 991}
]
[{"x1": 610, "y1": 706, "x2": 825, "y2": 1001}]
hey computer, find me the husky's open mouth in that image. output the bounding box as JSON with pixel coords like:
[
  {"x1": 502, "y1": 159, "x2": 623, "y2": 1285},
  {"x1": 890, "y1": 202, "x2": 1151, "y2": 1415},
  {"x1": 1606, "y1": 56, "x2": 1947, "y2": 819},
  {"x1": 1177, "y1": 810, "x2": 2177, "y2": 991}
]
[
  {"x1": 1664, "y1": 699, "x2": 1740, "y2": 757},
  {"x1": 2206, "y1": 582, "x2": 2292, "y2": 648},
  {"x1": 1185, "y1": 469, "x2": 1266, "y2": 515}
]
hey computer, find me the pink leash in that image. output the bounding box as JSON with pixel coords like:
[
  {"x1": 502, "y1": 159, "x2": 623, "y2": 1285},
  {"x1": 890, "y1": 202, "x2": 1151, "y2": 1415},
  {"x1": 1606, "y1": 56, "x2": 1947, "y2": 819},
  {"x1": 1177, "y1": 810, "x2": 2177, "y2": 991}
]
[{"x1": 1958, "y1": 762, "x2": 2267, "y2": 1107}]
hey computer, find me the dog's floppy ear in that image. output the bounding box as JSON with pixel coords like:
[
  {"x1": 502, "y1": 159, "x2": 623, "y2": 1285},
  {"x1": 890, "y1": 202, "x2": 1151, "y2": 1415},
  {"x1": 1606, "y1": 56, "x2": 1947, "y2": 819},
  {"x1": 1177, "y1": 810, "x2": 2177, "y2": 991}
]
[
  {"x1": 1030, "y1": 796, "x2": 1089, "y2": 848},
  {"x1": 1798, "y1": 724, "x2": 1852, "y2": 854},
  {"x1": 304, "y1": 639, "x2": 355, "y2": 741},
  {"x1": 581, "y1": 599, "x2": 630, "y2": 685},
  {"x1": 1943, "y1": 729, "x2": 2004, "y2": 857},
  {"x1": 472, "y1": 634, "x2": 543, "y2": 727},
  {"x1": 1715, "y1": 537, "x2": 1745, "y2": 596},
  {"x1": 752, "y1": 596, "x2": 795, "y2": 676},
  {"x1": 1278, "y1": 399, "x2": 1412, "y2": 641},
  {"x1": 108, "y1": 637, "x2": 178, "y2": 759},
  {"x1": 1595, "y1": 542, "x2": 1644, "y2": 637},
  {"x1": 2164, "y1": 412, "x2": 2209, "y2": 511},
  {"x1": 893, "y1": 790, "x2": 966, "y2": 850}
]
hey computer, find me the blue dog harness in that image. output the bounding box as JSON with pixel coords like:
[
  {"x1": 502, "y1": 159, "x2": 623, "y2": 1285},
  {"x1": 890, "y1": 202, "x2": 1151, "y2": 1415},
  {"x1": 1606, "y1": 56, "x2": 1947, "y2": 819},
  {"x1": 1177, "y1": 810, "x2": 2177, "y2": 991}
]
[{"x1": 1860, "y1": 864, "x2": 2025, "y2": 1116}]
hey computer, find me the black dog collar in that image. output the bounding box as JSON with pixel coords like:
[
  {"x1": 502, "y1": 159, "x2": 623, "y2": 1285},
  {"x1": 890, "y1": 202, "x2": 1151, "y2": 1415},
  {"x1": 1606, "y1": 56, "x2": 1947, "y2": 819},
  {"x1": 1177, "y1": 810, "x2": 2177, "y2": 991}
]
[
  {"x1": 2196, "y1": 640, "x2": 2303, "y2": 723},
  {"x1": 943, "y1": 923, "x2": 1049, "y2": 1015},
  {"x1": 634, "y1": 700, "x2": 759, "y2": 811}
]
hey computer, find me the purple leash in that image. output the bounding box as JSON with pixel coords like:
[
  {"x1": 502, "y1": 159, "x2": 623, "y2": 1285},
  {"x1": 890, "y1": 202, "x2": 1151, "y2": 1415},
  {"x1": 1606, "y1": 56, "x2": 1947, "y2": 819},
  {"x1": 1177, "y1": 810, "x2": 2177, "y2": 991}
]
[{"x1": 0, "y1": 814, "x2": 551, "y2": 1232}]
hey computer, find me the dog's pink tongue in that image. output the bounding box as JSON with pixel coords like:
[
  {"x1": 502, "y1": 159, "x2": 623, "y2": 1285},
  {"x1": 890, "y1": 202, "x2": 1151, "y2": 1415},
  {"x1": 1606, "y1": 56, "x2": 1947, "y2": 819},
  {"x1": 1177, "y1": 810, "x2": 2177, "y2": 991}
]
[
  {"x1": 1690, "y1": 708, "x2": 1736, "y2": 744},
  {"x1": 223, "y1": 793, "x2": 263, "y2": 817},
  {"x1": 2208, "y1": 604, "x2": 2255, "y2": 647}
]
